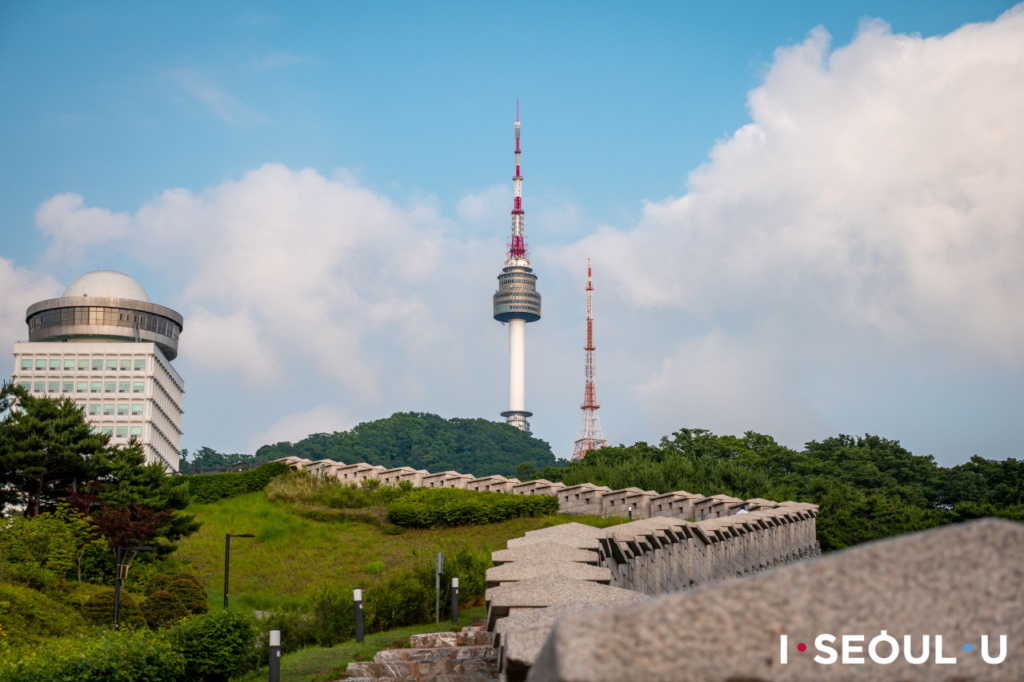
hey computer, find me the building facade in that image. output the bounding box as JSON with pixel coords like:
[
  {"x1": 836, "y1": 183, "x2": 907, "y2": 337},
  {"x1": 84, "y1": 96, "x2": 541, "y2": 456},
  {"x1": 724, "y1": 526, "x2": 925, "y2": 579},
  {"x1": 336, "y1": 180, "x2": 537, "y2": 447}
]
[{"x1": 10, "y1": 271, "x2": 184, "y2": 472}]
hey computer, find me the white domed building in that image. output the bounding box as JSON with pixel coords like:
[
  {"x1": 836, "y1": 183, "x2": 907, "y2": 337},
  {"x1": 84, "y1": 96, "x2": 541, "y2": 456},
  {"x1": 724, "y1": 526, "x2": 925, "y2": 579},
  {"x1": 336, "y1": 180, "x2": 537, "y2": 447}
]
[{"x1": 12, "y1": 271, "x2": 184, "y2": 471}]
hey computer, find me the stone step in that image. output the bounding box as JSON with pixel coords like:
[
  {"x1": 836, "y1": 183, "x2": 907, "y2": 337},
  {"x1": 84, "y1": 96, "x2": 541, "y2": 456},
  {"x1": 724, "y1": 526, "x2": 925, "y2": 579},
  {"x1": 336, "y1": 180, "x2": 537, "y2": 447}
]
[
  {"x1": 344, "y1": 676, "x2": 493, "y2": 682},
  {"x1": 346, "y1": 657, "x2": 496, "y2": 678},
  {"x1": 375, "y1": 645, "x2": 496, "y2": 663},
  {"x1": 410, "y1": 631, "x2": 458, "y2": 648}
]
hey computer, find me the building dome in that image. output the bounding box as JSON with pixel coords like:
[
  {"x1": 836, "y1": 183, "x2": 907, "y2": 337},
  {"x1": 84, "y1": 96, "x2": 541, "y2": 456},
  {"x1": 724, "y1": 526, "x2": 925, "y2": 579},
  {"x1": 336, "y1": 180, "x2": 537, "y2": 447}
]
[{"x1": 63, "y1": 271, "x2": 150, "y2": 303}]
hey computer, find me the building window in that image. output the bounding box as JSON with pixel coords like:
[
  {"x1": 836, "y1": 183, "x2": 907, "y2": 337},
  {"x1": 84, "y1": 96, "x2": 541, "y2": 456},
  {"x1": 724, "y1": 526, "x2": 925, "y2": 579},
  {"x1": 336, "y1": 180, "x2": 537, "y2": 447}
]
[
  {"x1": 103, "y1": 404, "x2": 114, "y2": 416},
  {"x1": 131, "y1": 404, "x2": 143, "y2": 416},
  {"x1": 49, "y1": 359, "x2": 60, "y2": 370},
  {"x1": 118, "y1": 359, "x2": 129, "y2": 371},
  {"x1": 64, "y1": 359, "x2": 74, "y2": 370},
  {"x1": 132, "y1": 381, "x2": 144, "y2": 393},
  {"x1": 89, "y1": 405, "x2": 100, "y2": 415},
  {"x1": 90, "y1": 382, "x2": 101, "y2": 393},
  {"x1": 134, "y1": 359, "x2": 145, "y2": 371},
  {"x1": 104, "y1": 382, "x2": 115, "y2": 393},
  {"x1": 63, "y1": 381, "x2": 74, "y2": 393},
  {"x1": 20, "y1": 359, "x2": 31, "y2": 370},
  {"x1": 117, "y1": 404, "x2": 128, "y2": 416},
  {"x1": 106, "y1": 359, "x2": 117, "y2": 371},
  {"x1": 35, "y1": 359, "x2": 46, "y2": 370},
  {"x1": 119, "y1": 382, "x2": 130, "y2": 393},
  {"x1": 116, "y1": 426, "x2": 128, "y2": 438},
  {"x1": 18, "y1": 382, "x2": 30, "y2": 391},
  {"x1": 78, "y1": 359, "x2": 88, "y2": 370},
  {"x1": 76, "y1": 382, "x2": 87, "y2": 393},
  {"x1": 102, "y1": 426, "x2": 113, "y2": 436},
  {"x1": 92, "y1": 359, "x2": 102, "y2": 371},
  {"x1": 48, "y1": 381, "x2": 59, "y2": 392},
  {"x1": 33, "y1": 382, "x2": 45, "y2": 393},
  {"x1": 130, "y1": 426, "x2": 142, "y2": 437}
]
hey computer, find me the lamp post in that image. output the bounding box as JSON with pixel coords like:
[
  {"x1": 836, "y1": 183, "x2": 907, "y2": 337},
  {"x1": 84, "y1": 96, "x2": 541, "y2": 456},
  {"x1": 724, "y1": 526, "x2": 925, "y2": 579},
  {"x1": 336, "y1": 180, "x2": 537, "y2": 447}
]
[
  {"x1": 224, "y1": 533, "x2": 255, "y2": 610},
  {"x1": 113, "y1": 545, "x2": 154, "y2": 630}
]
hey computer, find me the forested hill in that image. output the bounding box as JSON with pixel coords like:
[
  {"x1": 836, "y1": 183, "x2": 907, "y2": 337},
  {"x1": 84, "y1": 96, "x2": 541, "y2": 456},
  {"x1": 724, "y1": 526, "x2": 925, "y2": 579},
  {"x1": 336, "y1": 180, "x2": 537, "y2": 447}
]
[{"x1": 250, "y1": 412, "x2": 558, "y2": 477}]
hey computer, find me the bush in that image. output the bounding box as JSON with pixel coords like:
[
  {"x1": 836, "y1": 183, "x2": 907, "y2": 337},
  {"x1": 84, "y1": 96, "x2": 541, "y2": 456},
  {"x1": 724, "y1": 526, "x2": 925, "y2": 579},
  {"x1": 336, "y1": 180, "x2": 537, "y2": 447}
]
[
  {"x1": 141, "y1": 590, "x2": 189, "y2": 629},
  {"x1": 170, "y1": 610, "x2": 257, "y2": 682},
  {"x1": 166, "y1": 579, "x2": 207, "y2": 615},
  {"x1": 81, "y1": 589, "x2": 146, "y2": 630},
  {"x1": 171, "y1": 571, "x2": 205, "y2": 590},
  {"x1": 186, "y1": 462, "x2": 291, "y2": 504},
  {"x1": 387, "y1": 488, "x2": 559, "y2": 528},
  {"x1": 0, "y1": 582, "x2": 87, "y2": 647},
  {"x1": 365, "y1": 568, "x2": 433, "y2": 632},
  {"x1": 0, "y1": 627, "x2": 186, "y2": 682},
  {"x1": 147, "y1": 572, "x2": 174, "y2": 595}
]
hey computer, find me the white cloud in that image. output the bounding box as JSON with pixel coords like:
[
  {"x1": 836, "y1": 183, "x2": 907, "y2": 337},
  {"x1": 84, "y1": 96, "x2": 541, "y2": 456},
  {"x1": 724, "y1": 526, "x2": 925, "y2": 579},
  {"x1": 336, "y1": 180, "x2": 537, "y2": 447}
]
[
  {"x1": 0, "y1": 258, "x2": 62, "y2": 359},
  {"x1": 35, "y1": 193, "x2": 131, "y2": 264},
  {"x1": 245, "y1": 404, "x2": 355, "y2": 452},
  {"x1": 456, "y1": 185, "x2": 507, "y2": 227},
  {"x1": 577, "y1": 9, "x2": 1024, "y2": 368},
  {"x1": 32, "y1": 163, "x2": 471, "y2": 404},
  {"x1": 635, "y1": 328, "x2": 826, "y2": 445}
]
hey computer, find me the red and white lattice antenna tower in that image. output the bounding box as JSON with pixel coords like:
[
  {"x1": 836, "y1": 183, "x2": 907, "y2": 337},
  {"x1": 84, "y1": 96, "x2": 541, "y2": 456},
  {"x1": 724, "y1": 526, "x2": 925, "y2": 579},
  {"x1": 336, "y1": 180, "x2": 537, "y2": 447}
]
[
  {"x1": 507, "y1": 100, "x2": 528, "y2": 263},
  {"x1": 572, "y1": 258, "x2": 606, "y2": 460}
]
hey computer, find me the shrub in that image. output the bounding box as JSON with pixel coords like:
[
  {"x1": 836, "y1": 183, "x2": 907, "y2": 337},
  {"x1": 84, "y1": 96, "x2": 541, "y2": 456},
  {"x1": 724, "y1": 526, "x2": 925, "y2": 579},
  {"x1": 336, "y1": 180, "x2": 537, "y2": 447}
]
[
  {"x1": 365, "y1": 569, "x2": 432, "y2": 631},
  {"x1": 0, "y1": 582, "x2": 87, "y2": 647},
  {"x1": 166, "y1": 579, "x2": 207, "y2": 615},
  {"x1": 147, "y1": 572, "x2": 174, "y2": 595},
  {"x1": 171, "y1": 571, "x2": 205, "y2": 590},
  {"x1": 186, "y1": 461, "x2": 291, "y2": 504},
  {"x1": 0, "y1": 627, "x2": 186, "y2": 682},
  {"x1": 81, "y1": 589, "x2": 146, "y2": 630},
  {"x1": 387, "y1": 488, "x2": 559, "y2": 528},
  {"x1": 170, "y1": 610, "x2": 258, "y2": 682},
  {"x1": 141, "y1": 590, "x2": 189, "y2": 629}
]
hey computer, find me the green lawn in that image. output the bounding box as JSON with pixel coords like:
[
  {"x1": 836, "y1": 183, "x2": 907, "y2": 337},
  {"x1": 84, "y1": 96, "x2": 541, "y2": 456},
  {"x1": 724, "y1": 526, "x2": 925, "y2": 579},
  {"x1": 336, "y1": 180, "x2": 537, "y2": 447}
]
[
  {"x1": 234, "y1": 606, "x2": 487, "y2": 682},
  {"x1": 176, "y1": 492, "x2": 601, "y2": 610}
]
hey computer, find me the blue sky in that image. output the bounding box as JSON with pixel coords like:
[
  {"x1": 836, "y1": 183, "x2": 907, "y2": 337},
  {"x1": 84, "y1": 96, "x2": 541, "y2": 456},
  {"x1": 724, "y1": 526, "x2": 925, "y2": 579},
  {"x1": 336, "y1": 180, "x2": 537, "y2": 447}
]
[{"x1": 2, "y1": 1, "x2": 1022, "y2": 467}]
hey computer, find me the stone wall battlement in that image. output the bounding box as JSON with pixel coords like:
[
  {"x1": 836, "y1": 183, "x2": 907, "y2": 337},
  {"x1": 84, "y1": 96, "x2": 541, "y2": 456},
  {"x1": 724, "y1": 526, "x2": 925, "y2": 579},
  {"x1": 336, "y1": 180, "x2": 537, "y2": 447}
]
[{"x1": 274, "y1": 455, "x2": 820, "y2": 682}]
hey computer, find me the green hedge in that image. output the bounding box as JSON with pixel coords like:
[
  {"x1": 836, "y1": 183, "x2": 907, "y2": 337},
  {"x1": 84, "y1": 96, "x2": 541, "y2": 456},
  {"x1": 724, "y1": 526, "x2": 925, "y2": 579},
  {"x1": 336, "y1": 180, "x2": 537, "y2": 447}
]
[
  {"x1": 386, "y1": 488, "x2": 558, "y2": 528},
  {"x1": 185, "y1": 462, "x2": 291, "y2": 504},
  {"x1": 0, "y1": 582, "x2": 87, "y2": 647},
  {"x1": 0, "y1": 628, "x2": 186, "y2": 682}
]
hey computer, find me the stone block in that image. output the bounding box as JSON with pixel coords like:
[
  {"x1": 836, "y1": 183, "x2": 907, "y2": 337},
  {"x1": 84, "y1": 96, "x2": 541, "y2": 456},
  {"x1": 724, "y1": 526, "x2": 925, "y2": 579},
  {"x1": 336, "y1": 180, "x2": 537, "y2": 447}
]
[
  {"x1": 486, "y1": 559, "x2": 612, "y2": 588},
  {"x1": 506, "y1": 523, "x2": 606, "y2": 551},
  {"x1": 492, "y1": 542, "x2": 600, "y2": 567},
  {"x1": 486, "y1": 575, "x2": 648, "y2": 629}
]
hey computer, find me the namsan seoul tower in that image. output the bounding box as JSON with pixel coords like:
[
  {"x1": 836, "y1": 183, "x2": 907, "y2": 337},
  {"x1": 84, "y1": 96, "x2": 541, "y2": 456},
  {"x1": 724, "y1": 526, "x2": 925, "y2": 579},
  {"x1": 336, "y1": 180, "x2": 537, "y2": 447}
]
[
  {"x1": 493, "y1": 104, "x2": 541, "y2": 434},
  {"x1": 571, "y1": 259, "x2": 606, "y2": 460}
]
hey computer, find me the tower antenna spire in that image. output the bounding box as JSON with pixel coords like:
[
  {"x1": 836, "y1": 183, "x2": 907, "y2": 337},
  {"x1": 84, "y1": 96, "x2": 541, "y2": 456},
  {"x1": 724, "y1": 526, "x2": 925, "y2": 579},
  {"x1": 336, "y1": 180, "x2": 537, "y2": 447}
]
[
  {"x1": 572, "y1": 258, "x2": 606, "y2": 460},
  {"x1": 493, "y1": 104, "x2": 541, "y2": 434}
]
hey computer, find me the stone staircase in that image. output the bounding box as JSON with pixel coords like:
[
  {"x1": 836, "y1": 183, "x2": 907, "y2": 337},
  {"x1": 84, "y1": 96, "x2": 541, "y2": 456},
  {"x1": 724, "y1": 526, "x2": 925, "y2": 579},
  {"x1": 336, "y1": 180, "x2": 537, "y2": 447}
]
[{"x1": 343, "y1": 625, "x2": 498, "y2": 682}]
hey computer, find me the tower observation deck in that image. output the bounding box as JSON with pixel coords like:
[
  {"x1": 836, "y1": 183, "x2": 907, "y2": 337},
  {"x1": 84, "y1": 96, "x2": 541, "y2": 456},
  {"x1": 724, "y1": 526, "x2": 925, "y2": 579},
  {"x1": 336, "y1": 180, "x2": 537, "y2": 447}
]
[{"x1": 493, "y1": 105, "x2": 541, "y2": 434}]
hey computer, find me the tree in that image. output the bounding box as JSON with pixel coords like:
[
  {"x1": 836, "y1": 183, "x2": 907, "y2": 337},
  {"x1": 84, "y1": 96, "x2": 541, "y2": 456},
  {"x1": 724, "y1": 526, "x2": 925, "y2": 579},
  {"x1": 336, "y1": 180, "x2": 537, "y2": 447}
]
[
  {"x1": 0, "y1": 383, "x2": 107, "y2": 517},
  {"x1": 69, "y1": 441, "x2": 201, "y2": 557}
]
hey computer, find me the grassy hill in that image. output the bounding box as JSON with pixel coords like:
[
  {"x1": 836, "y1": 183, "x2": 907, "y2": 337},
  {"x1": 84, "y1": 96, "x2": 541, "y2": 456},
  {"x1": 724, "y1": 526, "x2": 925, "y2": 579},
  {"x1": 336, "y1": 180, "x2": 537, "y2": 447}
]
[{"x1": 174, "y1": 489, "x2": 574, "y2": 611}]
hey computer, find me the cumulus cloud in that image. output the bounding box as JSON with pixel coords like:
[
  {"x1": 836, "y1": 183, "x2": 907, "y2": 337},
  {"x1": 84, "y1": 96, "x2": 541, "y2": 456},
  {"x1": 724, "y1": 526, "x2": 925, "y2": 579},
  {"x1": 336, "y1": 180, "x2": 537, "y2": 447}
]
[
  {"x1": 33, "y1": 163, "x2": 473, "y2": 405},
  {"x1": 35, "y1": 193, "x2": 131, "y2": 264},
  {"x1": 575, "y1": 9, "x2": 1024, "y2": 367}
]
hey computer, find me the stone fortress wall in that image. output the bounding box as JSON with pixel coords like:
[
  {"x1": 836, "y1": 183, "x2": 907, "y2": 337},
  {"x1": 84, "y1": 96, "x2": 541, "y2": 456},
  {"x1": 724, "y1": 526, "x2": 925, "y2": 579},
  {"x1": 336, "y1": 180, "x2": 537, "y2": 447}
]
[{"x1": 276, "y1": 456, "x2": 820, "y2": 682}]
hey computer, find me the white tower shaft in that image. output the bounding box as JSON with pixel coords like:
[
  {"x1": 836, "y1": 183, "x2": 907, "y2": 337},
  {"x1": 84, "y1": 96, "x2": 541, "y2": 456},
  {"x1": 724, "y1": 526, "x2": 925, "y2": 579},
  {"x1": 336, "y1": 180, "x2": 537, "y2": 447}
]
[{"x1": 508, "y1": 319, "x2": 526, "y2": 412}]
